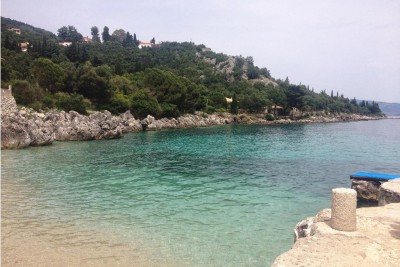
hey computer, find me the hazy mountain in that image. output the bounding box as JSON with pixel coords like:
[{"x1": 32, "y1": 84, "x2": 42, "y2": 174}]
[{"x1": 377, "y1": 102, "x2": 400, "y2": 116}]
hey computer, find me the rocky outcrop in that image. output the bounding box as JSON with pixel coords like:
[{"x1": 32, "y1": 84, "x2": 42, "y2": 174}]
[
  {"x1": 119, "y1": 111, "x2": 142, "y2": 133},
  {"x1": 1, "y1": 108, "x2": 137, "y2": 149},
  {"x1": 293, "y1": 209, "x2": 331, "y2": 242},
  {"x1": 47, "y1": 110, "x2": 126, "y2": 141},
  {"x1": 351, "y1": 179, "x2": 383, "y2": 204},
  {"x1": 26, "y1": 119, "x2": 54, "y2": 146},
  {"x1": 1, "y1": 116, "x2": 31, "y2": 149},
  {"x1": 272, "y1": 203, "x2": 400, "y2": 267},
  {"x1": 378, "y1": 179, "x2": 400, "y2": 206},
  {"x1": 1, "y1": 108, "x2": 385, "y2": 149},
  {"x1": 1, "y1": 110, "x2": 54, "y2": 149}
]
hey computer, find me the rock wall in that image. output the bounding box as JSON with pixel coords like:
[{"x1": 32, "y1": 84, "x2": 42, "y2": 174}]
[{"x1": 1, "y1": 87, "x2": 18, "y2": 116}]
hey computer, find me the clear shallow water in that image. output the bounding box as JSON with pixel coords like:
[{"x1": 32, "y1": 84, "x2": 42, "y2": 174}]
[{"x1": 2, "y1": 119, "x2": 400, "y2": 266}]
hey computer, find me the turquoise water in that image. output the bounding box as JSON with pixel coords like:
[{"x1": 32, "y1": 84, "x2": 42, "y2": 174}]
[{"x1": 2, "y1": 119, "x2": 400, "y2": 266}]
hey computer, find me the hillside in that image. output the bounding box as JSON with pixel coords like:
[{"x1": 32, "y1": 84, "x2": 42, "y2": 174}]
[
  {"x1": 377, "y1": 102, "x2": 400, "y2": 116},
  {"x1": 1, "y1": 17, "x2": 383, "y2": 118}
]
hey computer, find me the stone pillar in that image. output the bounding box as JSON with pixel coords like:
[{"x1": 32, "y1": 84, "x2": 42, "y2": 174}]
[{"x1": 331, "y1": 188, "x2": 357, "y2": 231}]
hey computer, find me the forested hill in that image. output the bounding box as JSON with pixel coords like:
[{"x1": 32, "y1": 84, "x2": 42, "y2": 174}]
[{"x1": 1, "y1": 16, "x2": 383, "y2": 118}]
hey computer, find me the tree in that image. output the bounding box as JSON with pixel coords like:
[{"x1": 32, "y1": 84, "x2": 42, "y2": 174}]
[
  {"x1": 130, "y1": 89, "x2": 161, "y2": 119},
  {"x1": 124, "y1": 32, "x2": 134, "y2": 46},
  {"x1": 57, "y1": 26, "x2": 69, "y2": 41},
  {"x1": 133, "y1": 33, "x2": 138, "y2": 46},
  {"x1": 150, "y1": 37, "x2": 155, "y2": 44},
  {"x1": 108, "y1": 90, "x2": 131, "y2": 114},
  {"x1": 102, "y1": 26, "x2": 110, "y2": 42},
  {"x1": 54, "y1": 92, "x2": 90, "y2": 114},
  {"x1": 57, "y1": 26, "x2": 82, "y2": 42},
  {"x1": 112, "y1": 29, "x2": 126, "y2": 43},
  {"x1": 75, "y1": 62, "x2": 112, "y2": 106},
  {"x1": 31, "y1": 58, "x2": 64, "y2": 92},
  {"x1": 11, "y1": 80, "x2": 44, "y2": 106},
  {"x1": 91, "y1": 26, "x2": 101, "y2": 42}
]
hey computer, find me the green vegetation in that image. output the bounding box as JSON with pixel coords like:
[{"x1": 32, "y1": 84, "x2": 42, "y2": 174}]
[{"x1": 1, "y1": 17, "x2": 383, "y2": 118}]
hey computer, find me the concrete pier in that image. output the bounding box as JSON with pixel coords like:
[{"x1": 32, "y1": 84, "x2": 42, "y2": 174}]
[{"x1": 331, "y1": 188, "x2": 357, "y2": 231}]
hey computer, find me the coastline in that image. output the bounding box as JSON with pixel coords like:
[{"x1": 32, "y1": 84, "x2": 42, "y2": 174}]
[
  {"x1": 1, "y1": 86, "x2": 385, "y2": 149},
  {"x1": 1, "y1": 105, "x2": 384, "y2": 149}
]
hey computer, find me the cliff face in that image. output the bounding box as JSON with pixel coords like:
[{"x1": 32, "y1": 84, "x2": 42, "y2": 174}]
[{"x1": 272, "y1": 203, "x2": 400, "y2": 267}]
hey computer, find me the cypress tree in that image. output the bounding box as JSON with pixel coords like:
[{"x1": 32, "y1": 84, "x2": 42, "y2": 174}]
[{"x1": 102, "y1": 26, "x2": 110, "y2": 42}]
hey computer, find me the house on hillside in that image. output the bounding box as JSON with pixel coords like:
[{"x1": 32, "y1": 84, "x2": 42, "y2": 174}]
[
  {"x1": 225, "y1": 97, "x2": 233, "y2": 103},
  {"x1": 59, "y1": 41, "x2": 73, "y2": 47},
  {"x1": 138, "y1": 42, "x2": 160, "y2": 49},
  {"x1": 81, "y1": 37, "x2": 92, "y2": 43},
  {"x1": 8, "y1": 28, "x2": 21, "y2": 35},
  {"x1": 266, "y1": 105, "x2": 284, "y2": 116},
  {"x1": 20, "y1": 42, "x2": 30, "y2": 52}
]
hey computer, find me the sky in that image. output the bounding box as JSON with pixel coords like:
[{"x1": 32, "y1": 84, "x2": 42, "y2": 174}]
[{"x1": 2, "y1": 0, "x2": 400, "y2": 103}]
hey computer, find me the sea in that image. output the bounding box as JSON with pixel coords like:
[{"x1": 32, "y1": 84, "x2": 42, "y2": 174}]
[{"x1": 2, "y1": 119, "x2": 400, "y2": 266}]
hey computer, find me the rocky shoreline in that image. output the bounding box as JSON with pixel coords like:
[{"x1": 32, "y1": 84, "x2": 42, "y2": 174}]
[
  {"x1": 1, "y1": 105, "x2": 383, "y2": 149},
  {"x1": 1, "y1": 88, "x2": 383, "y2": 149},
  {"x1": 272, "y1": 203, "x2": 400, "y2": 267},
  {"x1": 272, "y1": 179, "x2": 400, "y2": 267}
]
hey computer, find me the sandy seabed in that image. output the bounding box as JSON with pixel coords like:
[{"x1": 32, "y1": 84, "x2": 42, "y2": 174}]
[{"x1": 1, "y1": 178, "x2": 188, "y2": 267}]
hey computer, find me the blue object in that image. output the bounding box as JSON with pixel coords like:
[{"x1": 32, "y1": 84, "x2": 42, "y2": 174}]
[{"x1": 350, "y1": 172, "x2": 400, "y2": 181}]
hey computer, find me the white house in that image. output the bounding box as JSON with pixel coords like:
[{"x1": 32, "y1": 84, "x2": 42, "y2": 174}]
[
  {"x1": 59, "y1": 41, "x2": 73, "y2": 47},
  {"x1": 20, "y1": 42, "x2": 30, "y2": 52},
  {"x1": 138, "y1": 42, "x2": 160, "y2": 49},
  {"x1": 138, "y1": 42, "x2": 153, "y2": 49},
  {"x1": 225, "y1": 97, "x2": 233, "y2": 103}
]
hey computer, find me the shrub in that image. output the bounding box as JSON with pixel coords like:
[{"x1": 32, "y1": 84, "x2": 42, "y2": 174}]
[
  {"x1": 108, "y1": 91, "x2": 131, "y2": 114},
  {"x1": 11, "y1": 80, "x2": 45, "y2": 106},
  {"x1": 54, "y1": 92, "x2": 90, "y2": 114},
  {"x1": 130, "y1": 89, "x2": 161, "y2": 119},
  {"x1": 160, "y1": 103, "x2": 180, "y2": 118},
  {"x1": 265, "y1": 114, "x2": 276, "y2": 121}
]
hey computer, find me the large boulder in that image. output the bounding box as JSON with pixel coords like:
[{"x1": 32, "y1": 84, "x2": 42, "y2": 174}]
[
  {"x1": 1, "y1": 116, "x2": 31, "y2": 149},
  {"x1": 53, "y1": 111, "x2": 123, "y2": 141},
  {"x1": 26, "y1": 119, "x2": 54, "y2": 146},
  {"x1": 53, "y1": 111, "x2": 98, "y2": 141},
  {"x1": 351, "y1": 179, "x2": 382, "y2": 204},
  {"x1": 378, "y1": 179, "x2": 400, "y2": 206},
  {"x1": 140, "y1": 115, "x2": 155, "y2": 130},
  {"x1": 96, "y1": 119, "x2": 123, "y2": 140}
]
